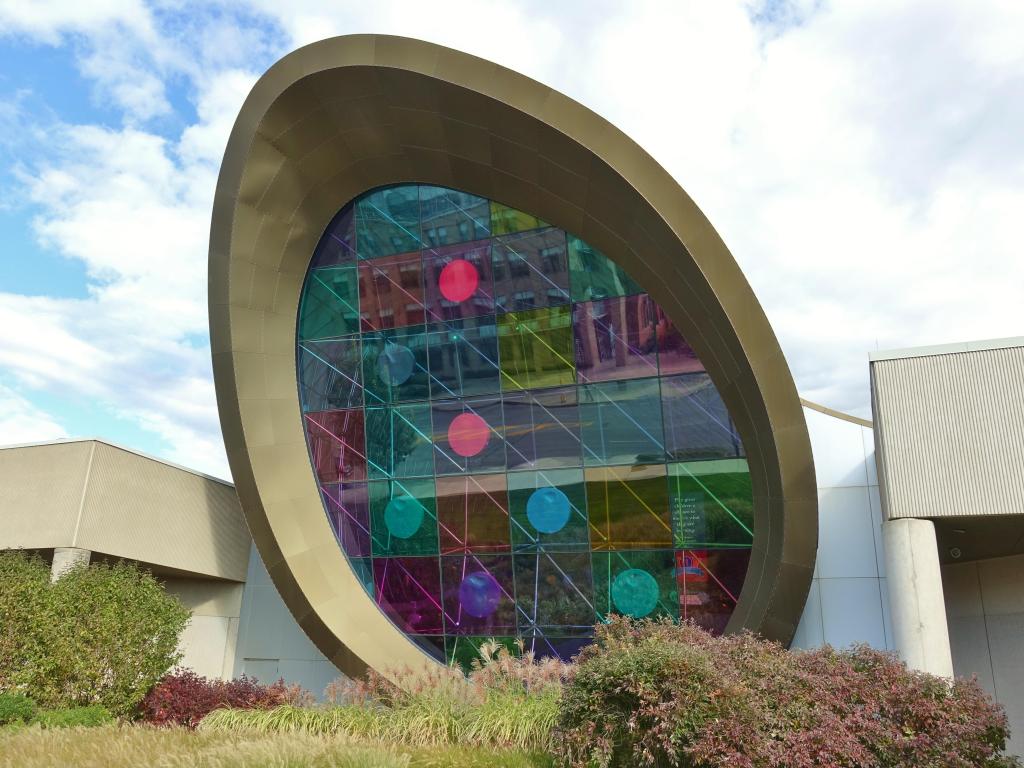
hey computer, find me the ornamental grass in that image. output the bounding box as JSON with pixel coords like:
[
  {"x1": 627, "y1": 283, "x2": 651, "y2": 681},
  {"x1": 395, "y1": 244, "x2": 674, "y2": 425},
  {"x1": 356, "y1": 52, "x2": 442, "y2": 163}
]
[
  {"x1": 201, "y1": 639, "x2": 568, "y2": 753},
  {"x1": 0, "y1": 724, "x2": 552, "y2": 768}
]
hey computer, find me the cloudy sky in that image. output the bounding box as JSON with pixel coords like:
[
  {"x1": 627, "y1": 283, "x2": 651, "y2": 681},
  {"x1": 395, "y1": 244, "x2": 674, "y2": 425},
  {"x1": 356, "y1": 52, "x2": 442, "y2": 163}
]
[{"x1": 0, "y1": 0, "x2": 1020, "y2": 479}]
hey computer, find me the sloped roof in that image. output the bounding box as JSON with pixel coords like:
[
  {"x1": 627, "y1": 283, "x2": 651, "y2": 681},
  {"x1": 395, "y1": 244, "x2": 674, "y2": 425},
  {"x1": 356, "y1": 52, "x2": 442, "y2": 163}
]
[{"x1": 0, "y1": 439, "x2": 250, "y2": 580}]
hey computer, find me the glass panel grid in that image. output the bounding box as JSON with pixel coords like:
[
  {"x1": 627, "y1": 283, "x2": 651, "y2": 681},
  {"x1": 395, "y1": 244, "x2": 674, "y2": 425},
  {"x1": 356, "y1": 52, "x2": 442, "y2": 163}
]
[{"x1": 297, "y1": 184, "x2": 754, "y2": 663}]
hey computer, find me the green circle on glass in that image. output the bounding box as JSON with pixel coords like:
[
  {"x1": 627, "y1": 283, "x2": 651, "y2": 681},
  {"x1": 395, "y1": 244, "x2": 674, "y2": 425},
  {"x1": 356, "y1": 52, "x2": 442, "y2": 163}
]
[
  {"x1": 384, "y1": 495, "x2": 424, "y2": 539},
  {"x1": 611, "y1": 568, "x2": 660, "y2": 618}
]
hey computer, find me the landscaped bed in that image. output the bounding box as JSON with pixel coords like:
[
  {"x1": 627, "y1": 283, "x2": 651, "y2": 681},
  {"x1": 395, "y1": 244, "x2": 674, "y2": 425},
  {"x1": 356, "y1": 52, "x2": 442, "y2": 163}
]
[{"x1": 1, "y1": 551, "x2": 1020, "y2": 767}]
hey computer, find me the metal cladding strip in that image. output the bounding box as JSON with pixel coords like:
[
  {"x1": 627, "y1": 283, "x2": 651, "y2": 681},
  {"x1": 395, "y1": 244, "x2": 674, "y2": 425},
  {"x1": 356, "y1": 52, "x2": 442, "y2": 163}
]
[
  {"x1": 871, "y1": 342, "x2": 1024, "y2": 521},
  {"x1": 208, "y1": 34, "x2": 817, "y2": 678}
]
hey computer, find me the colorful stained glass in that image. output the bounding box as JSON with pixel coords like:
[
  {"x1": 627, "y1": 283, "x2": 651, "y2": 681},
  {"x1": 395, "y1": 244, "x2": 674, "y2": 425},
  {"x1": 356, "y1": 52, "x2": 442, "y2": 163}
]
[
  {"x1": 364, "y1": 403, "x2": 434, "y2": 479},
  {"x1": 311, "y1": 207, "x2": 357, "y2": 268},
  {"x1": 514, "y1": 551, "x2": 595, "y2": 636},
  {"x1": 497, "y1": 306, "x2": 575, "y2": 391},
  {"x1": 431, "y1": 396, "x2": 506, "y2": 475},
  {"x1": 374, "y1": 556, "x2": 444, "y2": 635},
  {"x1": 423, "y1": 240, "x2": 495, "y2": 321},
  {"x1": 420, "y1": 186, "x2": 490, "y2": 247},
  {"x1": 492, "y1": 228, "x2": 570, "y2": 313},
  {"x1": 489, "y1": 201, "x2": 546, "y2": 236},
  {"x1": 573, "y1": 295, "x2": 659, "y2": 383},
  {"x1": 501, "y1": 386, "x2": 582, "y2": 469},
  {"x1": 507, "y1": 468, "x2": 590, "y2": 552},
  {"x1": 425, "y1": 316, "x2": 501, "y2": 398},
  {"x1": 567, "y1": 235, "x2": 642, "y2": 301},
  {"x1": 436, "y1": 473, "x2": 511, "y2": 554},
  {"x1": 299, "y1": 336, "x2": 363, "y2": 413},
  {"x1": 655, "y1": 307, "x2": 704, "y2": 375},
  {"x1": 356, "y1": 186, "x2": 421, "y2": 259},
  {"x1": 668, "y1": 459, "x2": 754, "y2": 548},
  {"x1": 361, "y1": 325, "x2": 430, "y2": 404},
  {"x1": 579, "y1": 377, "x2": 666, "y2": 466},
  {"x1": 323, "y1": 482, "x2": 370, "y2": 558},
  {"x1": 676, "y1": 548, "x2": 751, "y2": 634},
  {"x1": 584, "y1": 463, "x2": 672, "y2": 550},
  {"x1": 305, "y1": 409, "x2": 367, "y2": 484},
  {"x1": 369, "y1": 478, "x2": 438, "y2": 557},
  {"x1": 358, "y1": 252, "x2": 426, "y2": 331},
  {"x1": 296, "y1": 183, "x2": 754, "y2": 665},
  {"x1": 299, "y1": 266, "x2": 360, "y2": 340},
  {"x1": 441, "y1": 554, "x2": 516, "y2": 635},
  {"x1": 593, "y1": 549, "x2": 678, "y2": 621},
  {"x1": 661, "y1": 374, "x2": 743, "y2": 461}
]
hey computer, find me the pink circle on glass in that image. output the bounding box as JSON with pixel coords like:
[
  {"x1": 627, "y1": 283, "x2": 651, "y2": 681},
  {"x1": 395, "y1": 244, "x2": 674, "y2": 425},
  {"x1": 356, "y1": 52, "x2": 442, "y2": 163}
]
[
  {"x1": 448, "y1": 412, "x2": 490, "y2": 457},
  {"x1": 438, "y1": 259, "x2": 479, "y2": 303}
]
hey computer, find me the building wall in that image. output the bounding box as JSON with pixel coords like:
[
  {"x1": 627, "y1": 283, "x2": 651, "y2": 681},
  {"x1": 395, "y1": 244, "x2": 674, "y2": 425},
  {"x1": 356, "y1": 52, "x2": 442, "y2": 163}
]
[
  {"x1": 163, "y1": 578, "x2": 244, "y2": 680},
  {"x1": 0, "y1": 440, "x2": 251, "y2": 582},
  {"x1": 871, "y1": 340, "x2": 1024, "y2": 520},
  {"x1": 942, "y1": 554, "x2": 1024, "y2": 756},
  {"x1": 233, "y1": 542, "x2": 340, "y2": 696},
  {"x1": 790, "y1": 407, "x2": 892, "y2": 652}
]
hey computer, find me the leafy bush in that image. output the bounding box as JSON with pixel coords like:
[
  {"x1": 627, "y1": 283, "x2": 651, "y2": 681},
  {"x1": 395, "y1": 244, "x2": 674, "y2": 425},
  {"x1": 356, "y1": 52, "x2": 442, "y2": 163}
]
[
  {"x1": 0, "y1": 551, "x2": 190, "y2": 717},
  {"x1": 33, "y1": 705, "x2": 113, "y2": 728},
  {"x1": 0, "y1": 693, "x2": 37, "y2": 725},
  {"x1": 555, "y1": 616, "x2": 1018, "y2": 768},
  {"x1": 138, "y1": 670, "x2": 296, "y2": 728}
]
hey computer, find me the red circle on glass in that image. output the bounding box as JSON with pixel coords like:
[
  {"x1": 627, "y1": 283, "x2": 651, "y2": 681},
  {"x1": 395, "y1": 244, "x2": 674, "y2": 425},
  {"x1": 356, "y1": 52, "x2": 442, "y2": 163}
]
[
  {"x1": 438, "y1": 259, "x2": 479, "y2": 303},
  {"x1": 448, "y1": 413, "x2": 490, "y2": 457}
]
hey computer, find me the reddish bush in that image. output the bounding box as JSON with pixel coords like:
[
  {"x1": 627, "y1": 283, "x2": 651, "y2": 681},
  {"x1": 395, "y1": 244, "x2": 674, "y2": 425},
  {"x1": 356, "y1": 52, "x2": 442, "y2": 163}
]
[
  {"x1": 138, "y1": 670, "x2": 299, "y2": 728},
  {"x1": 555, "y1": 617, "x2": 1020, "y2": 768}
]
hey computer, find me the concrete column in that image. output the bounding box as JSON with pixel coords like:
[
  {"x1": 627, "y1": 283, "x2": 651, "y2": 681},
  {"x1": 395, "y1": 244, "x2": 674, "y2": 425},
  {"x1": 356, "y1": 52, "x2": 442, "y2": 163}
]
[
  {"x1": 50, "y1": 547, "x2": 91, "y2": 581},
  {"x1": 882, "y1": 518, "x2": 954, "y2": 677}
]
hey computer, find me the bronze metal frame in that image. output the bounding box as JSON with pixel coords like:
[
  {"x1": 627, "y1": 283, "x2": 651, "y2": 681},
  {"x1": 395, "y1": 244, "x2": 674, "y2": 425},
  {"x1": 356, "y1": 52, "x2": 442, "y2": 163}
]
[{"x1": 209, "y1": 34, "x2": 817, "y2": 678}]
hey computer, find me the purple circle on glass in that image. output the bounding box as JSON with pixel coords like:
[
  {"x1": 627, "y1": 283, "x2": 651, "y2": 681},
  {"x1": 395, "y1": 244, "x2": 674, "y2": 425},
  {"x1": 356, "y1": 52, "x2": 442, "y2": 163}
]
[{"x1": 458, "y1": 571, "x2": 502, "y2": 618}]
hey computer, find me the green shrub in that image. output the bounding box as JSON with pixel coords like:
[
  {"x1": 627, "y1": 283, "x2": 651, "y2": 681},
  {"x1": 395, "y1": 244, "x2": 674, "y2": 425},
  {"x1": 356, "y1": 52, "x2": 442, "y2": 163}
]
[
  {"x1": 0, "y1": 550, "x2": 190, "y2": 716},
  {"x1": 0, "y1": 693, "x2": 37, "y2": 725},
  {"x1": 33, "y1": 705, "x2": 113, "y2": 728},
  {"x1": 555, "y1": 616, "x2": 1019, "y2": 768}
]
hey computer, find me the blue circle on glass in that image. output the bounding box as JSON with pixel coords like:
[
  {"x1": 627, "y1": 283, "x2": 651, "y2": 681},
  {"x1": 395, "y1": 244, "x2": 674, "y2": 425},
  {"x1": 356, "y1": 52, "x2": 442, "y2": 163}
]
[
  {"x1": 377, "y1": 343, "x2": 415, "y2": 386},
  {"x1": 611, "y1": 568, "x2": 659, "y2": 618},
  {"x1": 526, "y1": 487, "x2": 570, "y2": 534},
  {"x1": 458, "y1": 571, "x2": 502, "y2": 618},
  {"x1": 384, "y1": 495, "x2": 423, "y2": 539}
]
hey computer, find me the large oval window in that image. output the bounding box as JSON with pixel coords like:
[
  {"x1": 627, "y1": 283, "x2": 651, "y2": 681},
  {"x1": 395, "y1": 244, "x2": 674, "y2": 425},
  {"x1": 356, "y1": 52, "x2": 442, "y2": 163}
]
[{"x1": 296, "y1": 183, "x2": 753, "y2": 667}]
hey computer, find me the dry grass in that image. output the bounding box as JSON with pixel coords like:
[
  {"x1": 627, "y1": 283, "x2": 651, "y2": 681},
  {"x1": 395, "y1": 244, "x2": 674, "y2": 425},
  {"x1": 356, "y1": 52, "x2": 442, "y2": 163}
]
[{"x1": 0, "y1": 724, "x2": 553, "y2": 768}]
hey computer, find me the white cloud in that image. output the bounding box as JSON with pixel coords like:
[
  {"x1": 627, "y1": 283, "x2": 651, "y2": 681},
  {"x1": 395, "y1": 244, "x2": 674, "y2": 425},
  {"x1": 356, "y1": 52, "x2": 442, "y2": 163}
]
[
  {"x1": 565, "y1": 0, "x2": 1024, "y2": 415},
  {"x1": 0, "y1": 65, "x2": 257, "y2": 477},
  {"x1": 0, "y1": 0, "x2": 1021, "y2": 473},
  {"x1": 0, "y1": 383, "x2": 66, "y2": 445}
]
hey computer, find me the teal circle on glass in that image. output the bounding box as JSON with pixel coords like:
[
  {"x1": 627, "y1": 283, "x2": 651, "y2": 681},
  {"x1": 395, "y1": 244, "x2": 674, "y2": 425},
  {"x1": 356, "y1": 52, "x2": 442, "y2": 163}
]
[
  {"x1": 526, "y1": 487, "x2": 570, "y2": 534},
  {"x1": 377, "y1": 343, "x2": 415, "y2": 386},
  {"x1": 384, "y1": 495, "x2": 424, "y2": 539},
  {"x1": 611, "y1": 568, "x2": 660, "y2": 618}
]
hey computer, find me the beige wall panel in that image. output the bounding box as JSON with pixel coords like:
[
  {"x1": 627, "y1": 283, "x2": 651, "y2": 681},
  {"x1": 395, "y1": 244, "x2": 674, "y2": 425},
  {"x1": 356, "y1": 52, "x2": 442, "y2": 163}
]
[
  {"x1": 872, "y1": 342, "x2": 1024, "y2": 520},
  {"x1": 75, "y1": 443, "x2": 250, "y2": 580},
  {"x1": 162, "y1": 578, "x2": 244, "y2": 618},
  {"x1": 0, "y1": 441, "x2": 93, "y2": 549},
  {"x1": 177, "y1": 615, "x2": 234, "y2": 680},
  {"x1": 165, "y1": 578, "x2": 246, "y2": 680}
]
